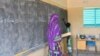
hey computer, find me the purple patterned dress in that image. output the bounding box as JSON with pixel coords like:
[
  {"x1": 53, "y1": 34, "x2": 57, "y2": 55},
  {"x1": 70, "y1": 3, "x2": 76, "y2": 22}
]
[{"x1": 47, "y1": 14, "x2": 62, "y2": 56}]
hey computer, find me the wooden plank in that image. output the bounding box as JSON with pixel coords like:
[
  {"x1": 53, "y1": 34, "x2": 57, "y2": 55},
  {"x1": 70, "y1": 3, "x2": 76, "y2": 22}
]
[{"x1": 77, "y1": 40, "x2": 86, "y2": 50}]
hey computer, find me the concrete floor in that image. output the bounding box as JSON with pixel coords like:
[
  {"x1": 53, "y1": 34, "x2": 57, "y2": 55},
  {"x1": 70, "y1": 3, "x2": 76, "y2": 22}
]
[{"x1": 73, "y1": 51, "x2": 100, "y2": 56}]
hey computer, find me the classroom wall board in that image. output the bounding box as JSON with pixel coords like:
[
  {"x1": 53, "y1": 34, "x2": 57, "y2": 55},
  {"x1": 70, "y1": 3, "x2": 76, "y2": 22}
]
[{"x1": 0, "y1": 0, "x2": 67, "y2": 56}]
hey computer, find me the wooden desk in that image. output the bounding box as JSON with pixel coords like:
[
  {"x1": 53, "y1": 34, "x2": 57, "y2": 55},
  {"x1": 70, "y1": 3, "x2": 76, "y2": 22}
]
[{"x1": 76, "y1": 38, "x2": 96, "y2": 51}]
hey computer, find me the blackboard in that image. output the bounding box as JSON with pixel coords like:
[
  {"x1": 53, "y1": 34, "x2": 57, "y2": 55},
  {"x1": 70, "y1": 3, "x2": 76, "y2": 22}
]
[{"x1": 0, "y1": 0, "x2": 67, "y2": 56}]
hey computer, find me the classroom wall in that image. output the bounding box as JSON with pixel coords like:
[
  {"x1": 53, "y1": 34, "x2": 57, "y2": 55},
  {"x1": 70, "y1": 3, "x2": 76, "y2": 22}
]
[
  {"x1": 42, "y1": 0, "x2": 67, "y2": 9},
  {"x1": 67, "y1": 0, "x2": 100, "y2": 51},
  {"x1": 68, "y1": 7, "x2": 100, "y2": 50},
  {"x1": 67, "y1": 0, "x2": 100, "y2": 8}
]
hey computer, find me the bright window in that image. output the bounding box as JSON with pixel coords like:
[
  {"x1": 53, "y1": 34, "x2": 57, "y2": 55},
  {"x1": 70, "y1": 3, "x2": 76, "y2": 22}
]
[{"x1": 83, "y1": 8, "x2": 100, "y2": 27}]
